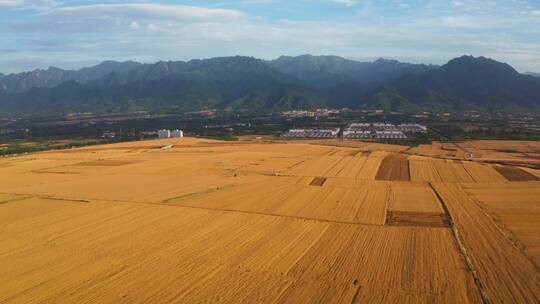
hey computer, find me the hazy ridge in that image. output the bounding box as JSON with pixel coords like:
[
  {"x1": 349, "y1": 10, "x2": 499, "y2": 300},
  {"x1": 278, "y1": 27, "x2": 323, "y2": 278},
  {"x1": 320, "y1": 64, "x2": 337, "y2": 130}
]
[{"x1": 1, "y1": 55, "x2": 539, "y2": 116}]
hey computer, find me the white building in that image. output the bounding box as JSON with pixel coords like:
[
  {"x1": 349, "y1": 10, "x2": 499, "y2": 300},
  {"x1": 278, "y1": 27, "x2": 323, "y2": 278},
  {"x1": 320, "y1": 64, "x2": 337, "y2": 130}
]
[
  {"x1": 171, "y1": 129, "x2": 184, "y2": 138},
  {"x1": 398, "y1": 123, "x2": 427, "y2": 133},
  {"x1": 158, "y1": 129, "x2": 184, "y2": 139},
  {"x1": 158, "y1": 129, "x2": 171, "y2": 139},
  {"x1": 281, "y1": 128, "x2": 340, "y2": 138}
]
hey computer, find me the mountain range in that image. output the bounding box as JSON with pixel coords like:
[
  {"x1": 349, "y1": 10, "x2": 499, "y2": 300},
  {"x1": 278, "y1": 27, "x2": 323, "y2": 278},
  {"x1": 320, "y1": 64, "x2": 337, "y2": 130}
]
[
  {"x1": 1, "y1": 55, "x2": 539, "y2": 116},
  {"x1": 524, "y1": 72, "x2": 540, "y2": 77}
]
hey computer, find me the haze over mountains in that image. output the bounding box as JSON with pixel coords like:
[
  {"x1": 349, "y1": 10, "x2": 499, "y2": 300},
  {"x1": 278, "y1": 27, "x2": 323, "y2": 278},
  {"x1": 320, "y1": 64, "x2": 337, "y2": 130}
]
[{"x1": 1, "y1": 55, "x2": 539, "y2": 116}]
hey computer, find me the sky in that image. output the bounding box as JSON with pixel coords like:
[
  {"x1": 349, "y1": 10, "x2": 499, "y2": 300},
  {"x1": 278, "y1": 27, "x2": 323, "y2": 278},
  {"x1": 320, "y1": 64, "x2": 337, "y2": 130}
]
[{"x1": 1, "y1": 0, "x2": 540, "y2": 74}]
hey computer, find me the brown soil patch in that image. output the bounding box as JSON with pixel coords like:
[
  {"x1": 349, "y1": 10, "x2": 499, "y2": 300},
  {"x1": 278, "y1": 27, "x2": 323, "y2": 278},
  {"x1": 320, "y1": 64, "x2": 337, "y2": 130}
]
[
  {"x1": 386, "y1": 211, "x2": 451, "y2": 228},
  {"x1": 309, "y1": 177, "x2": 327, "y2": 186},
  {"x1": 375, "y1": 154, "x2": 410, "y2": 181},
  {"x1": 495, "y1": 166, "x2": 539, "y2": 181}
]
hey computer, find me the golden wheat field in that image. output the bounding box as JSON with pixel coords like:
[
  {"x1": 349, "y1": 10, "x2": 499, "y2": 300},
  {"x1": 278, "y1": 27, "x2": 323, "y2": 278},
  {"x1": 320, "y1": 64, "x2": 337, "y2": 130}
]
[
  {"x1": 1, "y1": 137, "x2": 540, "y2": 303},
  {"x1": 409, "y1": 140, "x2": 540, "y2": 166}
]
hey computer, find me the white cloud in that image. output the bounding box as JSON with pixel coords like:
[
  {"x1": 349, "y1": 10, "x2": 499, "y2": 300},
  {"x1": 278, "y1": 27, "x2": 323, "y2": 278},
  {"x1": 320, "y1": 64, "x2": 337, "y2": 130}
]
[
  {"x1": 2, "y1": 1, "x2": 540, "y2": 73},
  {"x1": 0, "y1": 0, "x2": 59, "y2": 9},
  {"x1": 330, "y1": 0, "x2": 356, "y2": 6},
  {"x1": 129, "y1": 21, "x2": 139, "y2": 30},
  {"x1": 50, "y1": 3, "x2": 244, "y2": 22}
]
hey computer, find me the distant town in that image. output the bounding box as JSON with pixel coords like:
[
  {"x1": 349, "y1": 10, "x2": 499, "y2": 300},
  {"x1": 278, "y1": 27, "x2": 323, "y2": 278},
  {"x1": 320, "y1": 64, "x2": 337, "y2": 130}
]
[
  {"x1": 1, "y1": 106, "x2": 539, "y2": 158},
  {"x1": 281, "y1": 123, "x2": 427, "y2": 139}
]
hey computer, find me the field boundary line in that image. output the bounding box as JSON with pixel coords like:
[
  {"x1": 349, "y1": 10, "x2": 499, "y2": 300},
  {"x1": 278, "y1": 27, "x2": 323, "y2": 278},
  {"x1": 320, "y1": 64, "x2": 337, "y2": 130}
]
[
  {"x1": 160, "y1": 184, "x2": 236, "y2": 204},
  {"x1": 94, "y1": 197, "x2": 394, "y2": 228},
  {"x1": 460, "y1": 162, "x2": 477, "y2": 182},
  {"x1": 0, "y1": 192, "x2": 90, "y2": 203},
  {"x1": 0, "y1": 195, "x2": 34, "y2": 205},
  {"x1": 332, "y1": 157, "x2": 350, "y2": 177},
  {"x1": 405, "y1": 154, "x2": 411, "y2": 180},
  {"x1": 42, "y1": 196, "x2": 90, "y2": 203},
  {"x1": 428, "y1": 183, "x2": 489, "y2": 304},
  {"x1": 322, "y1": 155, "x2": 346, "y2": 177},
  {"x1": 353, "y1": 154, "x2": 368, "y2": 180},
  {"x1": 0, "y1": 189, "x2": 456, "y2": 229},
  {"x1": 384, "y1": 183, "x2": 393, "y2": 226},
  {"x1": 148, "y1": 201, "x2": 388, "y2": 227},
  {"x1": 271, "y1": 280, "x2": 296, "y2": 304}
]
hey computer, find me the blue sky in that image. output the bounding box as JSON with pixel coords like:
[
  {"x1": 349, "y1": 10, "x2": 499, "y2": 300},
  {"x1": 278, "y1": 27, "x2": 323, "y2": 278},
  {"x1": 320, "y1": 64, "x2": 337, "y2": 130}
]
[{"x1": 1, "y1": 0, "x2": 540, "y2": 73}]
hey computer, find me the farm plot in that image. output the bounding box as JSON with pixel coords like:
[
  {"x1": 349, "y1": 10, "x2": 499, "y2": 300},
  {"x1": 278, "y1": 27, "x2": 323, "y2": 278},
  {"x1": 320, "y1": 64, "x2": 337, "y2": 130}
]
[
  {"x1": 409, "y1": 157, "x2": 490, "y2": 183},
  {"x1": 409, "y1": 156, "x2": 442, "y2": 182},
  {"x1": 3, "y1": 167, "x2": 253, "y2": 203},
  {"x1": 375, "y1": 153, "x2": 410, "y2": 181},
  {"x1": 283, "y1": 156, "x2": 344, "y2": 177},
  {"x1": 408, "y1": 141, "x2": 461, "y2": 158},
  {"x1": 0, "y1": 157, "x2": 83, "y2": 174},
  {"x1": 283, "y1": 151, "x2": 387, "y2": 180},
  {"x1": 324, "y1": 155, "x2": 363, "y2": 178},
  {"x1": 177, "y1": 177, "x2": 389, "y2": 225},
  {"x1": 386, "y1": 182, "x2": 449, "y2": 227},
  {"x1": 432, "y1": 183, "x2": 540, "y2": 303},
  {"x1": 0, "y1": 198, "x2": 315, "y2": 303},
  {"x1": 320, "y1": 152, "x2": 387, "y2": 179},
  {"x1": 235, "y1": 157, "x2": 310, "y2": 176},
  {"x1": 462, "y1": 161, "x2": 507, "y2": 183},
  {"x1": 462, "y1": 182, "x2": 540, "y2": 265},
  {"x1": 432, "y1": 160, "x2": 475, "y2": 183},
  {"x1": 280, "y1": 224, "x2": 482, "y2": 303},
  {"x1": 388, "y1": 182, "x2": 442, "y2": 213},
  {"x1": 0, "y1": 196, "x2": 482, "y2": 304},
  {"x1": 356, "y1": 151, "x2": 388, "y2": 179},
  {"x1": 310, "y1": 140, "x2": 408, "y2": 153},
  {"x1": 409, "y1": 140, "x2": 540, "y2": 164}
]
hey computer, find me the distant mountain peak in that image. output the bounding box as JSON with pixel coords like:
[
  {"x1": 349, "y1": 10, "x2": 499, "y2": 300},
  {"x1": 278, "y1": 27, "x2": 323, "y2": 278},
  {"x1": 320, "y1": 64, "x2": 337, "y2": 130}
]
[
  {"x1": 274, "y1": 54, "x2": 348, "y2": 62},
  {"x1": 446, "y1": 55, "x2": 505, "y2": 66},
  {"x1": 373, "y1": 58, "x2": 399, "y2": 64},
  {"x1": 367, "y1": 55, "x2": 540, "y2": 112},
  {"x1": 442, "y1": 55, "x2": 518, "y2": 75},
  {"x1": 0, "y1": 60, "x2": 143, "y2": 94},
  {"x1": 92, "y1": 60, "x2": 139, "y2": 67}
]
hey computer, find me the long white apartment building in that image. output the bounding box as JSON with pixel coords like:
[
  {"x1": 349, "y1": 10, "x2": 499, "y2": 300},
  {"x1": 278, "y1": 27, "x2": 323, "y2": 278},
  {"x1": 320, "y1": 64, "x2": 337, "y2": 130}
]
[
  {"x1": 281, "y1": 128, "x2": 340, "y2": 138},
  {"x1": 158, "y1": 129, "x2": 184, "y2": 139},
  {"x1": 343, "y1": 122, "x2": 427, "y2": 140}
]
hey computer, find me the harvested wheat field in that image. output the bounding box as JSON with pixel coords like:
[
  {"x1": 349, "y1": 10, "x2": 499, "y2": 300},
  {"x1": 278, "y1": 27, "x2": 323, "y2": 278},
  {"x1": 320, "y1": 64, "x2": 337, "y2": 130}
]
[
  {"x1": 409, "y1": 140, "x2": 540, "y2": 166},
  {"x1": 1, "y1": 137, "x2": 540, "y2": 303}
]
